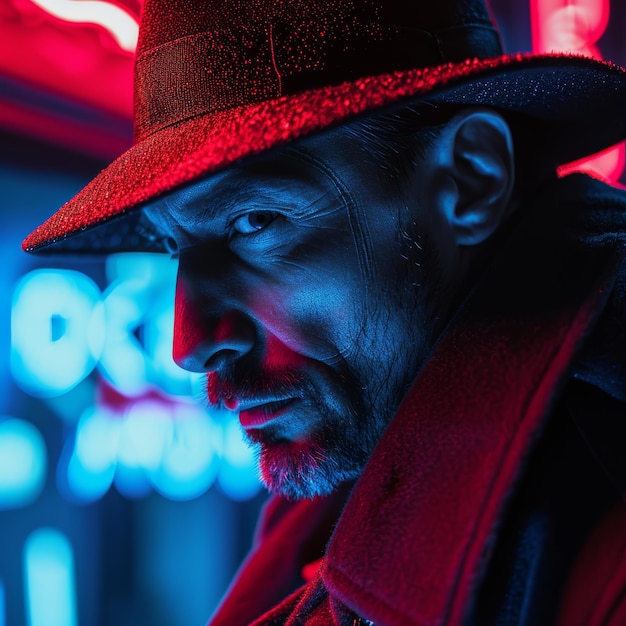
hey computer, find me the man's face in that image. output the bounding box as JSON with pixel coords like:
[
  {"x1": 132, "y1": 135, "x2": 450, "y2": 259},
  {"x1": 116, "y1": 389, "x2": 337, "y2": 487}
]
[{"x1": 145, "y1": 128, "x2": 444, "y2": 500}]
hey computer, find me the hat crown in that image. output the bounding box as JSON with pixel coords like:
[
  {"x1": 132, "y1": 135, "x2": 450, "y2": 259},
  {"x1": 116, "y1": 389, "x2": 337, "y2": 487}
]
[
  {"x1": 133, "y1": 0, "x2": 502, "y2": 141},
  {"x1": 137, "y1": 0, "x2": 498, "y2": 53}
]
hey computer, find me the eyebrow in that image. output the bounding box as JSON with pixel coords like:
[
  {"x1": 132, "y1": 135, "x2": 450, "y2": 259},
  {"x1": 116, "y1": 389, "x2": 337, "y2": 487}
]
[
  {"x1": 183, "y1": 178, "x2": 305, "y2": 222},
  {"x1": 145, "y1": 172, "x2": 243, "y2": 231},
  {"x1": 145, "y1": 150, "x2": 346, "y2": 232}
]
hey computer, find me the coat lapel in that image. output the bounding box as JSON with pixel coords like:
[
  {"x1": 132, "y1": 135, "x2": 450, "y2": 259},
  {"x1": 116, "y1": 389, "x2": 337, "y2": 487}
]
[{"x1": 324, "y1": 177, "x2": 619, "y2": 626}]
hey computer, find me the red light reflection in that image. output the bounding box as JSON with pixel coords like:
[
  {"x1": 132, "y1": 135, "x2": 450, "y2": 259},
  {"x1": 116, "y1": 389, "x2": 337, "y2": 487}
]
[
  {"x1": 0, "y1": 0, "x2": 139, "y2": 156},
  {"x1": 531, "y1": 0, "x2": 624, "y2": 184}
]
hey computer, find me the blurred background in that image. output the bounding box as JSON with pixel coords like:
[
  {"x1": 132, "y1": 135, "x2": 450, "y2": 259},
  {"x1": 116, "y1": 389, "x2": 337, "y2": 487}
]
[{"x1": 0, "y1": 1, "x2": 625, "y2": 625}]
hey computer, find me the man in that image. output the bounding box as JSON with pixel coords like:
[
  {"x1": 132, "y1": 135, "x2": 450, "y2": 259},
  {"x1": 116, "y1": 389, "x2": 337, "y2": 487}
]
[{"x1": 23, "y1": 0, "x2": 626, "y2": 624}]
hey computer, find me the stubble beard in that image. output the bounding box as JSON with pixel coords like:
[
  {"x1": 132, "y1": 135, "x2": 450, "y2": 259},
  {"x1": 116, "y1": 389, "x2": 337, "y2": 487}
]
[
  {"x1": 243, "y1": 307, "x2": 427, "y2": 501},
  {"x1": 211, "y1": 224, "x2": 435, "y2": 501},
  {"x1": 244, "y1": 371, "x2": 378, "y2": 501}
]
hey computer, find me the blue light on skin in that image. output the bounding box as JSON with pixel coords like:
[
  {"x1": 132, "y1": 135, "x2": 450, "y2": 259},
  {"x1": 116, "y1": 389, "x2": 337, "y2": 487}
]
[
  {"x1": 143, "y1": 112, "x2": 514, "y2": 501},
  {"x1": 23, "y1": 528, "x2": 78, "y2": 626},
  {"x1": 143, "y1": 132, "x2": 438, "y2": 501},
  {"x1": 10, "y1": 270, "x2": 103, "y2": 398},
  {"x1": 0, "y1": 418, "x2": 46, "y2": 510}
]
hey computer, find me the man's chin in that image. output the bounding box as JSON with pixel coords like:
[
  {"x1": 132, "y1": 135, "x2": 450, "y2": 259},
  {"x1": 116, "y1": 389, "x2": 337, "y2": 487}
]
[{"x1": 255, "y1": 438, "x2": 361, "y2": 501}]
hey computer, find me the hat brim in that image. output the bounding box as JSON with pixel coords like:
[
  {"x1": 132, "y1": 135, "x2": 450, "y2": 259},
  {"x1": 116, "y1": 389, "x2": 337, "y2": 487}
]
[{"x1": 23, "y1": 52, "x2": 626, "y2": 254}]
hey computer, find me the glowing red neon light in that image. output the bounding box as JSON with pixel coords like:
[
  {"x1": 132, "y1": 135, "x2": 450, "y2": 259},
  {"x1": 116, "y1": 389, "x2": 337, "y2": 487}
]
[
  {"x1": 531, "y1": 0, "x2": 610, "y2": 56},
  {"x1": 28, "y1": 0, "x2": 139, "y2": 52},
  {"x1": 531, "y1": 0, "x2": 624, "y2": 183}
]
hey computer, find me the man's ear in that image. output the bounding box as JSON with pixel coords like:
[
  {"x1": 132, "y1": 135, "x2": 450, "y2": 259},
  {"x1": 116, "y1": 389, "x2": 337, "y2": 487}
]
[{"x1": 426, "y1": 108, "x2": 515, "y2": 247}]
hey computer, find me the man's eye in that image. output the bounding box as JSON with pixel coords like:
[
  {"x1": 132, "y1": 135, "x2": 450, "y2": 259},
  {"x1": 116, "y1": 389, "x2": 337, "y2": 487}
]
[{"x1": 232, "y1": 211, "x2": 278, "y2": 235}]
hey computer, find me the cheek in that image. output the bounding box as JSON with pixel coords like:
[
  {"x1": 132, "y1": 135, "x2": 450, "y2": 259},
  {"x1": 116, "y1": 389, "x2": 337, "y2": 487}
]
[
  {"x1": 244, "y1": 222, "x2": 378, "y2": 360},
  {"x1": 247, "y1": 267, "x2": 367, "y2": 361}
]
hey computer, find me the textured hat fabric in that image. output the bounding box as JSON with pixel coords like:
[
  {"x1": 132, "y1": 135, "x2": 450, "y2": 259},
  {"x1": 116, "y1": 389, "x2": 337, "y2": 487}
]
[{"x1": 23, "y1": 0, "x2": 626, "y2": 254}]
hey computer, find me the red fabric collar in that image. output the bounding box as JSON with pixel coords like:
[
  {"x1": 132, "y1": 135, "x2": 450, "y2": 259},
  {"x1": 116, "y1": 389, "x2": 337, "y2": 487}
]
[
  {"x1": 323, "y1": 180, "x2": 617, "y2": 625},
  {"x1": 209, "y1": 176, "x2": 624, "y2": 626}
]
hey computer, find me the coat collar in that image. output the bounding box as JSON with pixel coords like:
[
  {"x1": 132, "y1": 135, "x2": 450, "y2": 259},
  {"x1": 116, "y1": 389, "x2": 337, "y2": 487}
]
[{"x1": 323, "y1": 175, "x2": 622, "y2": 626}]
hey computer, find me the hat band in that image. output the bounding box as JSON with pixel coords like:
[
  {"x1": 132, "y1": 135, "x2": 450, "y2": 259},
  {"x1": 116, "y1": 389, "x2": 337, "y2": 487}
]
[{"x1": 133, "y1": 23, "x2": 502, "y2": 142}]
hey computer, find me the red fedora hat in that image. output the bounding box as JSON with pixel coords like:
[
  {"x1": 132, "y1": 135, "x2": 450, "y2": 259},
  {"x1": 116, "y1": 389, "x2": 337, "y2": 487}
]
[{"x1": 23, "y1": 0, "x2": 626, "y2": 254}]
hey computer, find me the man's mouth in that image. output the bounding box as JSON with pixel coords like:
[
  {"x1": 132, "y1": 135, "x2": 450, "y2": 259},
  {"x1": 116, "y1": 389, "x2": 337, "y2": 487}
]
[{"x1": 238, "y1": 398, "x2": 296, "y2": 428}]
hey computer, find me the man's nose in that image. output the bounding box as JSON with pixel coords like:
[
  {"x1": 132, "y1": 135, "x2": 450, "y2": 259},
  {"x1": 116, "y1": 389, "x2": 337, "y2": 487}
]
[{"x1": 172, "y1": 279, "x2": 255, "y2": 373}]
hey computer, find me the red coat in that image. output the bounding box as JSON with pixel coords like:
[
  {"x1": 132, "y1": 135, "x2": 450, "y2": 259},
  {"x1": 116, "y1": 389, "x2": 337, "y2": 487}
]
[{"x1": 210, "y1": 175, "x2": 626, "y2": 626}]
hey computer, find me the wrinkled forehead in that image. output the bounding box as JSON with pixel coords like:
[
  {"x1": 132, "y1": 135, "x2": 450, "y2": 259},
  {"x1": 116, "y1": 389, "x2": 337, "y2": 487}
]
[{"x1": 143, "y1": 128, "x2": 368, "y2": 232}]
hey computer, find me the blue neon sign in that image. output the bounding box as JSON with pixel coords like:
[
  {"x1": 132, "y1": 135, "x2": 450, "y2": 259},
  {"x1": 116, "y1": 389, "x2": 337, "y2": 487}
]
[
  {"x1": 0, "y1": 418, "x2": 47, "y2": 510},
  {"x1": 10, "y1": 254, "x2": 262, "y2": 503}
]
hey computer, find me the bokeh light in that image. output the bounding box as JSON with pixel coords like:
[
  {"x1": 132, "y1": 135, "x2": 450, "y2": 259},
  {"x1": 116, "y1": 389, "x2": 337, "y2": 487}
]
[
  {"x1": 23, "y1": 529, "x2": 78, "y2": 626},
  {"x1": 0, "y1": 418, "x2": 47, "y2": 510}
]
